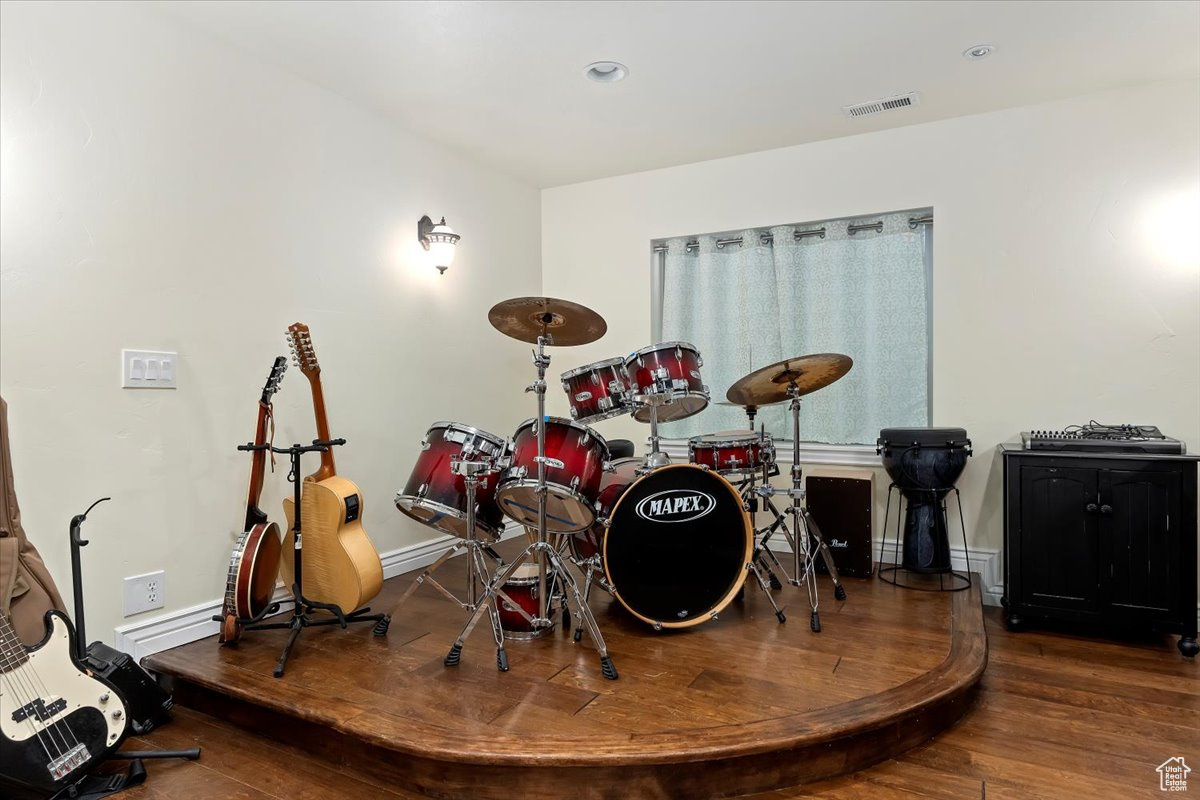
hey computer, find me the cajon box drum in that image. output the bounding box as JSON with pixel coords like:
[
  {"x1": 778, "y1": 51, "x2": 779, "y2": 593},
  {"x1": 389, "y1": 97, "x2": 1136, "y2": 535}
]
[{"x1": 804, "y1": 472, "x2": 874, "y2": 578}]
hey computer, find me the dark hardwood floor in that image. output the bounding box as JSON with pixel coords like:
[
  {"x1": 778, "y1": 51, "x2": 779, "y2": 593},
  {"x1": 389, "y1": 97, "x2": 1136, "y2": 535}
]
[{"x1": 127, "y1": 541, "x2": 1195, "y2": 799}]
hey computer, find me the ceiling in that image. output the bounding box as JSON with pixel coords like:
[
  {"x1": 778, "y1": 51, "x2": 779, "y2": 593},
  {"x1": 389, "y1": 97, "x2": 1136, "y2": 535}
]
[{"x1": 154, "y1": 0, "x2": 1200, "y2": 188}]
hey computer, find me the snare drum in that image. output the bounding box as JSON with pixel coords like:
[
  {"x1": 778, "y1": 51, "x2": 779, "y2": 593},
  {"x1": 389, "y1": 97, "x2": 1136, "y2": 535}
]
[
  {"x1": 560, "y1": 357, "x2": 632, "y2": 424},
  {"x1": 688, "y1": 431, "x2": 775, "y2": 477},
  {"x1": 569, "y1": 457, "x2": 640, "y2": 562},
  {"x1": 495, "y1": 417, "x2": 609, "y2": 532},
  {"x1": 395, "y1": 422, "x2": 509, "y2": 541},
  {"x1": 624, "y1": 342, "x2": 709, "y2": 423},
  {"x1": 496, "y1": 563, "x2": 556, "y2": 639}
]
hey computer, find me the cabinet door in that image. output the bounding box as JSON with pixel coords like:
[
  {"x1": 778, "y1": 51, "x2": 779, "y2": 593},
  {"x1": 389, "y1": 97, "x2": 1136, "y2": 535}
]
[
  {"x1": 1019, "y1": 466, "x2": 1100, "y2": 613},
  {"x1": 1102, "y1": 469, "x2": 1180, "y2": 615}
]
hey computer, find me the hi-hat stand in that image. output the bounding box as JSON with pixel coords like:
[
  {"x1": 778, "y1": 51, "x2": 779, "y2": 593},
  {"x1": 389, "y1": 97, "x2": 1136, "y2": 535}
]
[
  {"x1": 444, "y1": 328, "x2": 618, "y2": 680},
  {"x1": 233, "y1": 439, "x2": 389, "y2": 678}
]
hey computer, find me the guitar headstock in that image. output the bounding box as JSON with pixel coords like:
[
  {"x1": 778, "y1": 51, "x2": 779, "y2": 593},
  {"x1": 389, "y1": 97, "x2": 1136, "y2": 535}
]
[
  {"x1": 260, "y1": 356, "x2": 288, "y2": 405},
  {"x1": 286, "y1": 323, "x2": 320, "y2": 378}
]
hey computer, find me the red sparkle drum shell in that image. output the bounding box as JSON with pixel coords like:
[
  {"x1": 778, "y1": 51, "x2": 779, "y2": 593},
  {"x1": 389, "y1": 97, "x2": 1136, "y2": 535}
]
[
  {"x1": 395, "y1": 422, "x2": 508, "y2": 541},
  {"x1": 569, "y1": 457, "x2": 640, "y2": 562},
  {"x1": 496, "y1": 564, "x2": 555, "y2": 639},
  {"x1": 688, "y1": 432, "x2": 776, "y2": 476},
  {"x1": 495, "y1": 417, "x2": 609, "y2": 532},
  {"x1": 624, "y1": 342, "x2": 709, "y2": 423},
  {"x1": 560, "y1": 357, "x2": 632, "y2": 424}
]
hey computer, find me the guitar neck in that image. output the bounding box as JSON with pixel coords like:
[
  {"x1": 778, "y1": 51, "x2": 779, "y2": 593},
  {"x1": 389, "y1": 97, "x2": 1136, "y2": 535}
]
[
  {"x1": 0, "y1": 610, "x2": 31, "y2": 671},
  {"x1": 306, "y1": 372, "x2": 337, "y2": 481},
  {"x1": 243, "y1": 402, "x2": 271, "y2": 529}
]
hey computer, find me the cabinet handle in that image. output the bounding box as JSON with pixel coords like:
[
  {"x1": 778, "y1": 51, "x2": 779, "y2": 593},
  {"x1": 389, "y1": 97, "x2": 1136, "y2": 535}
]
[
  {"x1": 1086, "y1": 503, "x2": 1098, "y2": 513},
  {"x1": 1100, "y1": 504, "x2": 1113, "y2": 515}
]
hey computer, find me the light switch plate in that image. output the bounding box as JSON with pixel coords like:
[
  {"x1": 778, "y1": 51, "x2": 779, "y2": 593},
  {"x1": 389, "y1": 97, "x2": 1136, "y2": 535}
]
[{"x1": 122, "y1": 349, "x2": 178, "y2": 389}]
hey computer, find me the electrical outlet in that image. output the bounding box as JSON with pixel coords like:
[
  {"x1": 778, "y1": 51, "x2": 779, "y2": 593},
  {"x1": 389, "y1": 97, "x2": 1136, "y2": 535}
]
[{"x1": 123, "y1": 570, "x2": 165, "y2": 616}]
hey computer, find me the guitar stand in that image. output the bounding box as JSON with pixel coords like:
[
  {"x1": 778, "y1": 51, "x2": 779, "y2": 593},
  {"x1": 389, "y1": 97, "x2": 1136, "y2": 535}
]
[{"x1": 233, "y1": 439, "x2": 389, "y2": 678}]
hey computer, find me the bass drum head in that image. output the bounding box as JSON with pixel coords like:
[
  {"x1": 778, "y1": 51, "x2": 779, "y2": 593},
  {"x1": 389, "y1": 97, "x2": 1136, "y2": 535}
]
[{"x1": 603, "y1": 465, "x2": 751, "y2": 629}]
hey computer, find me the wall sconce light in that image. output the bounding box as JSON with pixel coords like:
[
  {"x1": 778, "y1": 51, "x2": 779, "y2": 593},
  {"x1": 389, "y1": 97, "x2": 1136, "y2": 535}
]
[{"x1": 418, "y1": 215, "x2": 460, "y2": 275}]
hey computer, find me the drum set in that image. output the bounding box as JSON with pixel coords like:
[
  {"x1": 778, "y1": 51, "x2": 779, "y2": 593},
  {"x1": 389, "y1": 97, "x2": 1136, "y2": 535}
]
[{"x1": 391, "y1": 296, "x2": 853, "y2": 680}]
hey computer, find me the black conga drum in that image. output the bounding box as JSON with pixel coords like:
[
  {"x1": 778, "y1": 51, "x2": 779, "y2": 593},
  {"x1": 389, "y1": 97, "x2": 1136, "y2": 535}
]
[{"x1": 877, "y1": 427, "x2": 971, "y2": 577}]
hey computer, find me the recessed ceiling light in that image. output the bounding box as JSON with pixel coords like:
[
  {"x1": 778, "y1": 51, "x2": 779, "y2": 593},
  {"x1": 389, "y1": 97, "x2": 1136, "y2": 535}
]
[
  {"x1": 962, "y1": 44, "x2": 994, "y2": 60},
  {"x1": 584, "y1": 61, "x2": 628, "y2": 83}
]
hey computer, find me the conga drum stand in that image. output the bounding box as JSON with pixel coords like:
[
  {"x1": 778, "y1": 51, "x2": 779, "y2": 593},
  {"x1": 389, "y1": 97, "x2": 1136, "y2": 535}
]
[{"x1": 444, "y1": 329, "x2": 618, "y2": 680}]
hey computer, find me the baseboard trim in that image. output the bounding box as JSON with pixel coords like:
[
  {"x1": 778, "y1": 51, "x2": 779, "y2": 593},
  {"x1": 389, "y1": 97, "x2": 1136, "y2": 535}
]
[{"x1": 114, "y1": 523, "x2": 524, "y2": 664}]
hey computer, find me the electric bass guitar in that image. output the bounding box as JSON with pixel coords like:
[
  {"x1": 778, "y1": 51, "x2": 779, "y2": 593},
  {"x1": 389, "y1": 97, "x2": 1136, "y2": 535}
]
[
  {"x1": 279, "y1": 323, "x2": 383, "y2": 613},
  {"x1": 0, "y1": 609, "x2": 129, "y2": 799},
  {"x1": 220, "y1": 356, "x2": 288, "y2": 644}
]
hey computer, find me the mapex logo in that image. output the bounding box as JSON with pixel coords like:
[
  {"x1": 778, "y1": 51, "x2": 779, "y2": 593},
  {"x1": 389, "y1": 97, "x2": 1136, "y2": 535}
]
[{"x1": 635, "y1": 489, "x2": 716, "y2": 523}]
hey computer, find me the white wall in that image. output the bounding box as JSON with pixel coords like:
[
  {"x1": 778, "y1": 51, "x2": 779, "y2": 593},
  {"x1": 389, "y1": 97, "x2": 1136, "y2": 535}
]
[
  {"x1": 542, "y1": 77, "x2": 1200, "y2": 560},
  {"x1": 0, "y1": 2, "x2": 541, "y2": 643}
]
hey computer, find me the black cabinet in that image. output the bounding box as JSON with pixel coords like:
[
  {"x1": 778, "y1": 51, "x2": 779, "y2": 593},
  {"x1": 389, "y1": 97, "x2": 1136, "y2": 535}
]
[{"x1": 1001, "y1": 446, "x2": 1197, "y2": 657}]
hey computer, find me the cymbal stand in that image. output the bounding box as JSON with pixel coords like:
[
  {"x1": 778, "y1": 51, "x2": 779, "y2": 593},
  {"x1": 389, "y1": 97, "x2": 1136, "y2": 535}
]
[
  {"x1": 444, "y1": 327, "x2": 618, "y2": 680},
  {"x1": 237, "y1": 439, "x2": 390, "y2": 678},
  {"x1": 387, "y1": 458, "x2": 507, "y2": 661}
]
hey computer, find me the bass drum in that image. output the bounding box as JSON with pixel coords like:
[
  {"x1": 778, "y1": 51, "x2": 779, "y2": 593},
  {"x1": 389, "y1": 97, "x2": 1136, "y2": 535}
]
[
  {"x1": 603, "y1": 464, "x2": 752, "y2": 629},
  {"x1": 569, "y1": 457, "x2": 641, "y2": 562}
]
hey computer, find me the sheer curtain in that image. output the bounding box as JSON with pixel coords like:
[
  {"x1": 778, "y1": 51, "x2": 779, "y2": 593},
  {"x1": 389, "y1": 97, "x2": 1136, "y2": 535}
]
[{"x1": 658, "y1": 211, "x2": 929, "y2": 444}]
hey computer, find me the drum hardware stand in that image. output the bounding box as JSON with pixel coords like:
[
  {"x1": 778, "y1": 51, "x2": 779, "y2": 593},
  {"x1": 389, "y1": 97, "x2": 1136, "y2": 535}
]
[
  {"x1": 744, "y1": 387, "x2": 847, "y2": 632},
  {"x1": 231, "y1": 439, "x2": 390, "y2": 678},
  {"x1": 444, "y1": 328, "x2": 618, "y2": 680},
  {"x1": 878, "y1": 484, "x2": 972, "y2": 592},
  {"x1": 387, "y1": 458, "x2": 508, "y2": 662},
  {"x1": 633, "y1": 390, "x2": 674, "y2": 471}
]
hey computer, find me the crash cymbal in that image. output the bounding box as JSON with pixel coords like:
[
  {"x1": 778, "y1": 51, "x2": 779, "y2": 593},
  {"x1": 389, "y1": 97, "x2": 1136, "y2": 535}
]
[
  {"x1": 487, "y1": 296, "x2": 607, "y2": 346},
  {"x1": 726, "y1": 353, "x2": 853, "y2": 406}
]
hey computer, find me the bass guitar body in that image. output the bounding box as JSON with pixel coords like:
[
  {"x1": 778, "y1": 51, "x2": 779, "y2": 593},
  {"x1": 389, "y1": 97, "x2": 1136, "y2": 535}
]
[
  {"x1": 280, "y1": 476, "x2": 382, "y2": 615},
  {"x1": 0, "y1": 611, "x2": 129, "y2": 800}
]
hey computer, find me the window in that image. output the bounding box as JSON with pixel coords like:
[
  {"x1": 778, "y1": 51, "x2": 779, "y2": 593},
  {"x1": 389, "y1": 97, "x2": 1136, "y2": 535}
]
[{"x1": 651, "y1": 209, "x2": 932, "y2": 445}]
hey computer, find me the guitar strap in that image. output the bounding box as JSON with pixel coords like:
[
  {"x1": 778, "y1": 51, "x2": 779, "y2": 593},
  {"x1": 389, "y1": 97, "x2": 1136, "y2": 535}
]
[
  {"x1": 264, "y1": 400, "x2": 277, "y2": 472},
  {"x1": 50, "y1": 759, "x2": 146, "y2": 800}
]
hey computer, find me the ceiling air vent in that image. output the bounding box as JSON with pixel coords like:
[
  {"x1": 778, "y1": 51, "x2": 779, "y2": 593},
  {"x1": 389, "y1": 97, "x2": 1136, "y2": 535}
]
[{"x1": 842, "y1": 92, "x2": 921, "y2": 119}]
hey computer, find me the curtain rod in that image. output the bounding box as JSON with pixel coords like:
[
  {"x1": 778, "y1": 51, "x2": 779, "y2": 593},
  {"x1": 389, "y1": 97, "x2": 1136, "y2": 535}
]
[{"x1": 652, "y1": 215, "x2": 932, "y2": 253}]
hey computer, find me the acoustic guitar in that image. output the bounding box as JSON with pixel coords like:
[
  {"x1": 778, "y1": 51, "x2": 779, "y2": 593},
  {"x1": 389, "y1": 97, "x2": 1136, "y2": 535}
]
[
  {"x1": 0, "y1": 609, "x2": 129, "y2": 799},
  {"x1": 279, "y1": 323, "x2": 383, "y2": 613},
  {"x1": 219, "y1": 356, "x2": 287, "y2": 644}
]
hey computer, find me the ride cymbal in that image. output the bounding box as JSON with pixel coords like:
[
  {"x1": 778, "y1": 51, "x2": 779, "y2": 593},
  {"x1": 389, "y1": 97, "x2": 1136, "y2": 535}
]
[
  {"x1": 488, "y1": 296, "x2": 607, "y2": 346},
  {"x1": 726, "y1": 353, "x2": 853, "y2": 406}
]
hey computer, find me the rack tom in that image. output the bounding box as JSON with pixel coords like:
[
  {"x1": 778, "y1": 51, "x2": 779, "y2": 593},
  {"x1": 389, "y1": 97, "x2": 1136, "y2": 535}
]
[
  {"x1": 624, "y1": 342, "x2": 709, "y2": 422},
  {"x1": 495, "y1": 417, "x2": 609, "y2": 532},
  {"x1": 688, "y1": 431, "x2": 775, "y2": 477},
  {"x1": 560, "y1": 357, "x2": 632, "y2": 424},
  {"x1": 395, "y1": 422, "x2": 509, "y2": 542}
]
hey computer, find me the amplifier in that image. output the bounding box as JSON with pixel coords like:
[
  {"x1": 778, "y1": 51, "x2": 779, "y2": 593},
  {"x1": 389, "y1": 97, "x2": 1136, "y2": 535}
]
[{"x1": 804, "y1": 471, "x2": 875, "y2": 578}]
